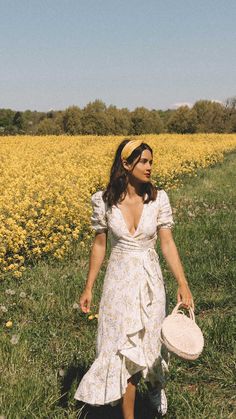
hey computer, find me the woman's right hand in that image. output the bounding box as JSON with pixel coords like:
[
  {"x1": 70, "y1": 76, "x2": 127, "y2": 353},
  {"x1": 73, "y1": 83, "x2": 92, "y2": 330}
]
[{"x1": 79, "y1": 288, "x2": 93, "y2": 313}]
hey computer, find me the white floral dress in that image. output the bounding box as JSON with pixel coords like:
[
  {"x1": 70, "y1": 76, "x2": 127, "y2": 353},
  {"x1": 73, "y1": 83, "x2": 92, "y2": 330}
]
[{"x1": 74, "y1": 189, "x2": 174, "y2": 407}]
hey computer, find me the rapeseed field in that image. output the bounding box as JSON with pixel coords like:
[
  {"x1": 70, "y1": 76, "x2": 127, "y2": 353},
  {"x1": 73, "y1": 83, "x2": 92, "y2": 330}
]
[{"x1": 0, "y1": 134, "x2": 236, "y2": 278}]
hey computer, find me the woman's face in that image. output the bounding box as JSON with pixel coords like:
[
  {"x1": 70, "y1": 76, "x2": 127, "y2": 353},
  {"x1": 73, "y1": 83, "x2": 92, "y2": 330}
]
[{"x1": 123, "y1": 149, "x2": 153, "y2": 183}]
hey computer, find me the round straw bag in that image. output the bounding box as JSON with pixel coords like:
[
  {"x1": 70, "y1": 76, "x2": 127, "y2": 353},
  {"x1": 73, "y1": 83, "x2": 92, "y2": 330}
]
[{"x1": 160, "y1": 302, "x2": 204, "y2": 360}]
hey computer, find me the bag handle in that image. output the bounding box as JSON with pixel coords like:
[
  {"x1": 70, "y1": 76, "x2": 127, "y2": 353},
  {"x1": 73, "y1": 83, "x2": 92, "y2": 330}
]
[{"x1": 172, "y1": 301, "x2": 195, "y2": 322}]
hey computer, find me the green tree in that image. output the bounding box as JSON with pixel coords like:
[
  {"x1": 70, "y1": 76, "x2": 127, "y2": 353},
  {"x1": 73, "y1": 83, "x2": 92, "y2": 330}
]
[
  {"x1": 13, "y1": 111, "x2": 25, "y2": 133},
  {"x1": 167, "y1": 106, "x2": 197, "y2": 133},
  {"x1": 225, "y1": 96, "x2": 236, "y2": 132},
  {"x1": 63, "y1": 106, "x2": 82, "y2": 134},
  {"x1": 81, "y1": 100, "x2": 111, "y2": 135},
  {"x1": 157, "y1": 109, "x2": 175, "y2": 132},
  {"x1": 21, "y1": 110, "x2": 46, "y2": 134},
  {"x1": 0, "y1": 109, "x2": 15, "y2": 134},
  {"x1": 106, "y1": 106, "x2": 131, "y2": 135},
  {"x1": 131, "y1": 107, "x2": 163, "y2": 134},
  {"x1": 36, "y1": 113, "x2": 64, "y2": 135},
  {"x1": 192, "y1": 100, "x2": 227, "y2": 132}
]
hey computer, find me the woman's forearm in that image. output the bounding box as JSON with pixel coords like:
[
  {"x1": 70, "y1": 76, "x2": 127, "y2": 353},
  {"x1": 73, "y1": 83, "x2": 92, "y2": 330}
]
[
  {"x1": 161, "y1": 239, "x2": 188, "y2": 287},
  {"x1": 84, "y1": 238, "x2": 106, "y2": 291}
]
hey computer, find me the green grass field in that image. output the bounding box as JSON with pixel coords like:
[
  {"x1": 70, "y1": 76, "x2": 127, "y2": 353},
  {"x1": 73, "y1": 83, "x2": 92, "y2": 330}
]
[{"x1": 0, "y1": 152, "x2": 235, "y2": 419}]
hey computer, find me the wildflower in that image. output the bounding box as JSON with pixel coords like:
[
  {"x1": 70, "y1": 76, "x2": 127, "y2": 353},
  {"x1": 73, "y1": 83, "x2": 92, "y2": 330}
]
[
  {"x1": 59, "y1": 368, "x2": 65, "y2": 377},
  {"x1": 10, "y1": 334, "x2": 19, "y2": 345},
  {"x1": 19, "y1": 291, "x2": 27, "y2": 298},
  {"x1": 0, "y1": 134, "x2": 235, "y2": 276},
  {"x1": 5, "y1": 320, "x2": 13, "y2": 328},
  {"x1": 72, "y1": 302, "x2": 80, "y2": 310},
  {"x1": 88, "y1": 314, "x2": 95, "y2": 320},
  {"x1": 94, "y1": 314, "x2": 99, "y2": 319},
  {"x1": 13, "y1": 271, "x2": 22, "y2": 278},
  {"x1": 0, "y1": 305, "x2": 8, "y2": 313},
  {"x1": 5, "y1": 289, "x2": 16, "y2": 296}
]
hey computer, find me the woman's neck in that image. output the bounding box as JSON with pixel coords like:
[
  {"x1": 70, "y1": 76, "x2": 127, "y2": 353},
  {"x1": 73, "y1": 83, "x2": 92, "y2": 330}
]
[{"x1": 122, "y1": 179, "x2": 145, "y2": 201}]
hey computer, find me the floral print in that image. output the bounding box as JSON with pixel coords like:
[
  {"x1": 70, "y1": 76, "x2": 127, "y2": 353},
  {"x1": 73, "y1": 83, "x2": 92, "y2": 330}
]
[{"x1": 74, "y1": 189, "x2": 174, "y2": 406}]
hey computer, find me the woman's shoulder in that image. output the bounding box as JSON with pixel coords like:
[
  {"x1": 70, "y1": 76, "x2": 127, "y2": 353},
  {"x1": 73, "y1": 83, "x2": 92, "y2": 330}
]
[
  {"x1": 91, "y1": 189, "x2": 103, "y2": 199},
  {"x1": 153, "y1": 187, "x2": 169, "y2": 204},
  {"x1": 91, "y1": 190, "x2": 105, "y2": 200},
  {"x1": 91, "y1": 190, "x2": 107, "y2": 209}
]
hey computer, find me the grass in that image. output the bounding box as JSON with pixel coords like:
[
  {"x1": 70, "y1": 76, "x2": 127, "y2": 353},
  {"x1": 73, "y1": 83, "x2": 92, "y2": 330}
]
[{"x1": 0, "y1": 152, "x2": 236, "y2": 418}]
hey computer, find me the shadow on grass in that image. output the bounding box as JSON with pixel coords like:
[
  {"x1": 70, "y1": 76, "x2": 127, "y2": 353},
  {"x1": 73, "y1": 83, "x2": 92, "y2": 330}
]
[
  {"x1": 58, "y1": 363, "x2": 160, "y2": 418},
  {"x1": 74, "y1": 393, "x2": 159, "y2": 419},
  {"x1": 58, "y1": 363, "x2": 89, "y2": 409}
]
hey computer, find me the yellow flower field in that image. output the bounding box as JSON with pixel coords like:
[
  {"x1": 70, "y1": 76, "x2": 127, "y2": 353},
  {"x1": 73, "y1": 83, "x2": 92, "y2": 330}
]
[{"x1": 0, "y1": 134, "x2": 236, "y2": 278}]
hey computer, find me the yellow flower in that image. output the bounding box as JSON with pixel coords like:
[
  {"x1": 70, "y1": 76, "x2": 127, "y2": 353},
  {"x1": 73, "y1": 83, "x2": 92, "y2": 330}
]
[
  {"x1": 88, "y1": 314, "x2": 95, "y2": 320},
  {"x1": 94, "y1": 314, "x2": 99, "y2": 319},
  {"x1": 0, "y1": 133, "x2": 235, "y2": 275},
  {"x1": 5, "y1": 320, "x2": 13, "y2": 328}
]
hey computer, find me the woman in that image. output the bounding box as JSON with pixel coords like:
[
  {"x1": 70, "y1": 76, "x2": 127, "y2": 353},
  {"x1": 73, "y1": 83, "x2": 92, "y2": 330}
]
[{"x1": 74, "y1": 139, "x2": 194, "y2": 418}]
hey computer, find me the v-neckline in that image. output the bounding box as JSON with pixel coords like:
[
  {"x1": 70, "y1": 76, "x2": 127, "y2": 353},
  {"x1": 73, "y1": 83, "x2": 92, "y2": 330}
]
[{"x1": 117, "y1": 201, "x2": 146, "y2": 238}]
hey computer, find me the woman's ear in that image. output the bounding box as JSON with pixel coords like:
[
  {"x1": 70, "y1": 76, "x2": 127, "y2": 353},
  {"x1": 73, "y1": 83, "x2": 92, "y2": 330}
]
[{"x1": 122, "y1": 159, "x2": 131, "y2": 172}]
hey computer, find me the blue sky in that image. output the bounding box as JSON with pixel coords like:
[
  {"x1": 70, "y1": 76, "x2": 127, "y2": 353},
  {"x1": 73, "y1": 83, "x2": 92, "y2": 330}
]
[{"x1": 0, "y1": 0, "x2": 235, "y2": 111}]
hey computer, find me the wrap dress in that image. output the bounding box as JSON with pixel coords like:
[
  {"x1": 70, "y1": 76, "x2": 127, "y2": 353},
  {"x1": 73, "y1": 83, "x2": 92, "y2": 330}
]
[{"x1": 74, "y1": 188, "x2": 174, "y2": 407}]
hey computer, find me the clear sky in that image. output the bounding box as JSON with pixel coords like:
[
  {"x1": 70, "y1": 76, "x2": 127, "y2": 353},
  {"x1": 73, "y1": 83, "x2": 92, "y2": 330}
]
[{"x1": 0, "y1": 0, "x2": 235, "y2": 111}]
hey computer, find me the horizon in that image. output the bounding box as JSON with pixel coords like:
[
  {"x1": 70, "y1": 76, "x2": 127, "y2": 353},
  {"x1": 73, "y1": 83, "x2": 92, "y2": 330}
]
[{"x1": 0, "y1": 98, "x2": 228, "y2": 114}]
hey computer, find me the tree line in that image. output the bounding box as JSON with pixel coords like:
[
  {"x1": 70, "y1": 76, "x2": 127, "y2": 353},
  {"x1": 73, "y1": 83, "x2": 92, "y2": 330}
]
[{"x1": 0, "y1": 97, "x2": 236, "y2": 136}]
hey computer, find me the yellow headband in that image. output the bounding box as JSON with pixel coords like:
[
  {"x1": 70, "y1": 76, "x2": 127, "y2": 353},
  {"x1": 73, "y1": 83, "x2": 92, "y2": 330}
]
[{"x1": 121, "y1": 139, "x2": 143, "y2": 160}]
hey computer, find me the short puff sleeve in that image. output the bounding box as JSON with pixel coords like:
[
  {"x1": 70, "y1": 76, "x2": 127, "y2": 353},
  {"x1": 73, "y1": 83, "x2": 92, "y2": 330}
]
[
  {"x1": 157, "y1": 190, "x2": 174, "y2": 230},
  {"x1": 90, "y1": 190, "x2": 108, "y2": 234}
]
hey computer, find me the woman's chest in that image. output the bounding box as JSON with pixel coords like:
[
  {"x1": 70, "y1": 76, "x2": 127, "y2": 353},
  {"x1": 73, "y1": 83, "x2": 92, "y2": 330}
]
[{"x1": 106, "y1": 201, "x2": 160, "y2": 239}]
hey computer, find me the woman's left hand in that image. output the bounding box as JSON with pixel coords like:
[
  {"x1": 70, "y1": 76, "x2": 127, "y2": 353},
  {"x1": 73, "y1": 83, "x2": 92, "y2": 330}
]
[{"x1": 177, "y1": 283, "x2": 195, "y2": 310}]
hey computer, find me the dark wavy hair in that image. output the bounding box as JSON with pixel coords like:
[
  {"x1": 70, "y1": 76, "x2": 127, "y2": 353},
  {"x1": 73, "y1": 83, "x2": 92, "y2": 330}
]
[{"x1": 102, "y1": 138, "x2": 158, "y2": 207}]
